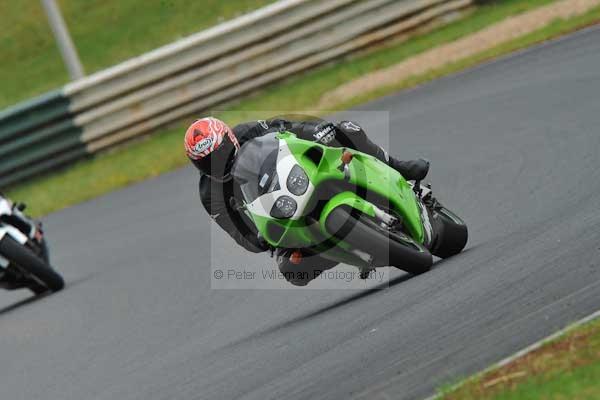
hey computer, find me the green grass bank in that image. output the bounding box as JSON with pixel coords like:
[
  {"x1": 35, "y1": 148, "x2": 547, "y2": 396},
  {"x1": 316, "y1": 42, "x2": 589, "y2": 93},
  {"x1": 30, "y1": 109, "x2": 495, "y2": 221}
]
[
  {"x1": 438, "y1": 316, "x2": 600, "y2": 400},
  {"x1": 0, "y1": 0, "x2": 274, "y2": 108}
]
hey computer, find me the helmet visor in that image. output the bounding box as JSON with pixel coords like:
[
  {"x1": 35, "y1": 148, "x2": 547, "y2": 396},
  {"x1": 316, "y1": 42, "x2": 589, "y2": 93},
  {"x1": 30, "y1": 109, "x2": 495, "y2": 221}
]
[{"x1": 192, "y1": 137, "x2": 236, "y2": 179}]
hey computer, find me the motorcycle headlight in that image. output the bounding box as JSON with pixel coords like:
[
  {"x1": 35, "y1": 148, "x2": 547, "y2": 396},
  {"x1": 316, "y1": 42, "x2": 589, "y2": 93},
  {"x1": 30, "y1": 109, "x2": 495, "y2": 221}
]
[
  {"x1": 287, "y1": 165, "x2": 309, "y2": 196},
  {"x1": 270, "y1": 196, "x2": 297, "y2": 219}
]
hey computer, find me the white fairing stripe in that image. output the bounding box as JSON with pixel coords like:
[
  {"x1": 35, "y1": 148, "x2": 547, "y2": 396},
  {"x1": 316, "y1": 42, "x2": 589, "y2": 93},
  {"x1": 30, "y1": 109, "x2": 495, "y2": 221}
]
[
  {"x1": 247, "y1": 140, "x2": 315, "y2": 220},
  {"x1": 12, "y1": 208, "x2": 36, "y2": 239},
  {"x1": 0, "y1": 197, "x2": 30, "y2": 268},
  {"x1": 0, "y1": 226, "x2": 28, "y2": 269},
  {"x1": 0, "y1": 226, "x2": 29, "y2": 245},
  {"x1": 0, "y1": 198, "x2": 11, "y2": 215}
]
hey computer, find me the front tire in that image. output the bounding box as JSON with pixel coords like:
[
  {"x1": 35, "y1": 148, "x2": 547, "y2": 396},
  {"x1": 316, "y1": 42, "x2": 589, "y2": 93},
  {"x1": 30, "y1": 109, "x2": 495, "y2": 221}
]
[
  {"x1": 325, "y1": 206, "x2": 433, "y2": 274},
  {"x1": 0, "y1": 236, "x2": 64, "y2": 294}
]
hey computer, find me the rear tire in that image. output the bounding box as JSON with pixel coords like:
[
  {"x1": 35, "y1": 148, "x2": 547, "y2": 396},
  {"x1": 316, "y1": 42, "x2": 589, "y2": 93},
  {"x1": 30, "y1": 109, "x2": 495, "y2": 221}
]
[
  {"x1": 325, "y1": 206, "x2": 433, "y2": 274},
  {"x1": 0, "y1": 236, "x2": 64, "y2": 293},
  {"x1": 431, "y1": 207, "x2": 468, "y2": 259},
  {"x1": 29, "y1": 282, "x2": 49, "y2": 295}
]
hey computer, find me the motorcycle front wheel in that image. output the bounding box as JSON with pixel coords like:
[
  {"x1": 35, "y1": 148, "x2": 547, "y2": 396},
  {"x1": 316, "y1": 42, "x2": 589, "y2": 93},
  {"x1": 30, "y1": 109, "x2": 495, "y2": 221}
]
[
  {"x1": 324, "y1": 206, "x2": 433, "y2": 274},
  {"x1": 0, "y1": 236, "x2": 64, "y2": 294}
]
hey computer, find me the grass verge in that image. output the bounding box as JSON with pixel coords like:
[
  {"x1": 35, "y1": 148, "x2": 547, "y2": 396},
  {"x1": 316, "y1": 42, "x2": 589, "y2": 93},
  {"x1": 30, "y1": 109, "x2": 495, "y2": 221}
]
[
  {"x1": 437, "y1": 316, "x2": 600, "y2": 400},
  {"x1": 7, "y1": 0, "x2": 600, "y2": 217},
  {"x1": 0, "y1": 0, "x2": 274, "y2": 108}
]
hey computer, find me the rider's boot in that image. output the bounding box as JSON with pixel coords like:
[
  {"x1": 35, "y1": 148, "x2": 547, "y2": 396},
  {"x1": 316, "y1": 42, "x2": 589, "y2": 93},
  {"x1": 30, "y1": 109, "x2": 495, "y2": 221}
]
[{"x1": 388, "y1": 158, "x2": 430, "y2": 181}]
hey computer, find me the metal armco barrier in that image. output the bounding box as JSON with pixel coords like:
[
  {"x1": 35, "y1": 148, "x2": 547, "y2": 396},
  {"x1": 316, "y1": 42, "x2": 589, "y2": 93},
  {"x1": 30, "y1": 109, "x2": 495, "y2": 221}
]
[{"x1": 0, "y1": 0, "x2": 473, "y2": 187}]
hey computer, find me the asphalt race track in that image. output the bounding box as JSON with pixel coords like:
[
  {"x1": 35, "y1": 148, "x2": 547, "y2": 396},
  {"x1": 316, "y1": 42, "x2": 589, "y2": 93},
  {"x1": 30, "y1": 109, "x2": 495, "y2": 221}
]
[{"x1": 1, "y1": 26, "x2": 600, "y2": 400}]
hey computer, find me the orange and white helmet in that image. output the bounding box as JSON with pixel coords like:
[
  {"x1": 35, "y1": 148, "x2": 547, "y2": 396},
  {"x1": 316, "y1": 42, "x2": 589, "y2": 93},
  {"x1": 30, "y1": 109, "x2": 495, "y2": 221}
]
[{"x1": 184, "y1": 117, "x2": 240, "y2": 179}]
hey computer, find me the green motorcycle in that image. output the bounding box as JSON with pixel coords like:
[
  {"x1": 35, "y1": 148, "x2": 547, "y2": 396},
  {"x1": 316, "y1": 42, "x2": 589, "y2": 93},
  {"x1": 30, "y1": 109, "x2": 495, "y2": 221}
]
[{"x1": 231, "y1": 126, "x2": 468, "y2": 278}]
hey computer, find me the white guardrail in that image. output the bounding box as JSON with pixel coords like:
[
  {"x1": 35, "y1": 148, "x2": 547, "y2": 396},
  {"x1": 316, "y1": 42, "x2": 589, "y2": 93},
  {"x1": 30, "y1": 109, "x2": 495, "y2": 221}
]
[{"x1": 65, "y1": 0, "x2": 473, "y2": 153}]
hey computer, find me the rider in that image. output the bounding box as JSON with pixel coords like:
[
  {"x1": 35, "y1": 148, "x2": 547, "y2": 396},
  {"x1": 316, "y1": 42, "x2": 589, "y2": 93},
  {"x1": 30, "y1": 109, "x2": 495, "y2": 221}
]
[{"x1": 185, "y1": 116, "x2": 431, "y2": 286}]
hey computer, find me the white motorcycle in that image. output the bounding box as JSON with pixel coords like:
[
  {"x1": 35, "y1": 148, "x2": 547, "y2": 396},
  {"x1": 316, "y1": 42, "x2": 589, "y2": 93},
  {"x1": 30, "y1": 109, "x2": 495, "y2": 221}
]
[{"x1": 0, "y1": 196, "x2": 64, "y2": 294}]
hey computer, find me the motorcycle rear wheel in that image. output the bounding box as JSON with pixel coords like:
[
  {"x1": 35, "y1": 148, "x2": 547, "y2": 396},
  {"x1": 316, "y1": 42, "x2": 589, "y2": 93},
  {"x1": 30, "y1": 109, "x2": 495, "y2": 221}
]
[{"x1": 431, "y1": 207, "x2": 468, "y2": 259}]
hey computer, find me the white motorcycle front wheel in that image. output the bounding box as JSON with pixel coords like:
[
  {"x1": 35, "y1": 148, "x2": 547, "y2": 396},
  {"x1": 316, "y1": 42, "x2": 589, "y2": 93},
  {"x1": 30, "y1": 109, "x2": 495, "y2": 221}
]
[{"x1": 0, "y1": 236, "x2": 64, "y2": 294}]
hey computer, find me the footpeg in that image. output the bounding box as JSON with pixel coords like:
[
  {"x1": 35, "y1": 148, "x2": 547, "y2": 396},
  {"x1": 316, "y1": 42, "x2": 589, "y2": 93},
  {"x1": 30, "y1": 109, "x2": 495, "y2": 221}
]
[
  {"x1": 420, "y1": 184, "x2": 433, "y2": 201},
  {"x1": 353, "y1": 250, "x2": 375, "y2": 279},
  {"x1": 359, "y1": 269, "x2": 373, "y2": 280},
  {"x1": 358, "y1": 263, "x2": 376, "y2": 280}
]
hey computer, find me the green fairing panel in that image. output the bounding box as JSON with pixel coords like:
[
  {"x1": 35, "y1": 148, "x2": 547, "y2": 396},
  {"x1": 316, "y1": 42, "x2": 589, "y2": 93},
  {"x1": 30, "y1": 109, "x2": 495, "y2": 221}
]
[
  {"x1": 249, "y1": 214, "x2": 320, "y2": 248},
  {"x1": 319, "y1": 192, "x2": 376, "y2": 229},
  {"x1": 282, "y1": 134, "x2": 424, "y2": 243}
]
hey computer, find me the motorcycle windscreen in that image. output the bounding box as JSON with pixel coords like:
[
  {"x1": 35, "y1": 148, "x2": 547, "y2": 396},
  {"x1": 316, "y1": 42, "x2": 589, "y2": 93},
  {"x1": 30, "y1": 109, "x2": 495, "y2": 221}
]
[{"x1": 231, "y1": 133, "x2": 281, "y2": 203}]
